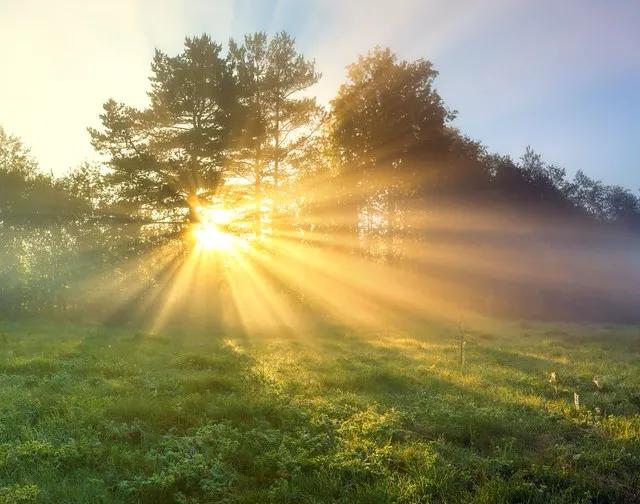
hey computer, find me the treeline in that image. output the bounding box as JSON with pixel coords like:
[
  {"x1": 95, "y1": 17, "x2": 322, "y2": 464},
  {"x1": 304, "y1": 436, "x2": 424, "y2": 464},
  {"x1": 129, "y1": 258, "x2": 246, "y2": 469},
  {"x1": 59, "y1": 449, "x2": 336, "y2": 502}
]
[{"x1": 1, "y1": 33, "x2": 639, "y2": 322}]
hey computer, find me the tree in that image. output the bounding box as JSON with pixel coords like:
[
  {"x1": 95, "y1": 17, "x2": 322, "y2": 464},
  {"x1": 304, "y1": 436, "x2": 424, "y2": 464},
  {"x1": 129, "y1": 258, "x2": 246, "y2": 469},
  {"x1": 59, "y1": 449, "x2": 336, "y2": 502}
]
[
  {"x1": 58, "y1": 163, "x2": 109, "y2": 215},
  {"x1": 0, "y1": 126, "x2": 38, "y2": 175},
  {"x1": 0, "y1": 126, "x2": 88, "y2": 222},
  {"x1": 517, "y1": 146, "x2": 571, "y2": 208},
  {"x1": 89, "y1": 35, "x2": 238, "y2": 222},
  {"x1": 567, "y1": 170, "x2": 608, "y2": 219},
  {"x1": 0, "y1": 126, "x2": 39, "y2": 217},
  {"x1": 330, "y1": 48, "x2": 455, "y2": 256},
  {"x1": 603, "y1": 185, "x2": 639, "y2": 227},
  {"x1": 0, "y1": 128, "x2": 98, "y2": 316},
  {"x1": 229, "y1": 31, "x2": 321, "y2": 234}
]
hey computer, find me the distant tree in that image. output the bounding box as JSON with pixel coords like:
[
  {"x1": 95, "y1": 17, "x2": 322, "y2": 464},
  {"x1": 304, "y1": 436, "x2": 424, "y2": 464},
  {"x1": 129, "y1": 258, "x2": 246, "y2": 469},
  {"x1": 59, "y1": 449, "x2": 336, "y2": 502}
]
[
  {"x1": 603, "y1": 185, "x2": 639, "y2": 227},
  {"x1": 89, "y1": 35, "x2": 238, "y2": 222},
  {"x1": 486, "y1": 153, "x2": 527, "y2": 198},
  {"x1": 564, "y1": 170, "x2": 640, "y2": 227},
  {"x1": 517, "y1": 146, "x2": 571, "y2": 207},
  {"x1": 229, "y1": 31, "x2": 321, "y2": 233},
  {"x1": 0, "y1": 126, "x2": 88, "y2": 222},
  {"x1": 0, "y1": 126, "x2": 39, "y2": 216},
  {"x1": 58, "y1": 163, "x2": 111, "y2": 216},
  {"x1": 0, "y1": 126, "x2": 37, "y2": 175},
  {"x1": 0, "y1": 128, "x2": 100, "y2": 316},
  {"x1": 566, "y1": 170, "x2": 608, "y2": 219}
]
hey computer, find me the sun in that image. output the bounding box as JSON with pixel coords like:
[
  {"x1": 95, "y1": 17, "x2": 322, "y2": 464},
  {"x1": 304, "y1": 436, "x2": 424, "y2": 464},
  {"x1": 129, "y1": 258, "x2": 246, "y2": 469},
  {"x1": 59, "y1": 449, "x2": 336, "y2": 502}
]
[
  {"x1": 192, "y1": 222, "x2": 235, "y2": 251},
  {"x1": 191, "y1": 205, "x2": 242, "y2": 252}
]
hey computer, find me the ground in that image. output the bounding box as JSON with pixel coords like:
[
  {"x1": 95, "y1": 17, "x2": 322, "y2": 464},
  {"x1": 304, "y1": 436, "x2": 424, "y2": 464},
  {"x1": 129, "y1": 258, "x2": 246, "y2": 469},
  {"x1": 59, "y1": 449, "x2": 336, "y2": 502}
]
[{"x1": 0, "y1": 319, "x2": 639, "y2": 503}]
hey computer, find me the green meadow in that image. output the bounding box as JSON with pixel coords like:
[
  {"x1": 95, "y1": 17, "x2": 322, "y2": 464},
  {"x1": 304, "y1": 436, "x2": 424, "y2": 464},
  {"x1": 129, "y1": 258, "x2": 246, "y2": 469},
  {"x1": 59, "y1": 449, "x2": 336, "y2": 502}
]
[{"x1": 0, "y1": 320, "x2": 639, "y2": 503}]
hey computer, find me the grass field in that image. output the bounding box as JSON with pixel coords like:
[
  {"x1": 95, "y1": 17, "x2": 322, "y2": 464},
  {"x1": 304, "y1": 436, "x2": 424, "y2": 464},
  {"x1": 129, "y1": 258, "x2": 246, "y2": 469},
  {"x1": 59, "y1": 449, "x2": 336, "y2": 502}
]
[{"x1": 0, "y1": 319, "x2": 639, "y2": 503}]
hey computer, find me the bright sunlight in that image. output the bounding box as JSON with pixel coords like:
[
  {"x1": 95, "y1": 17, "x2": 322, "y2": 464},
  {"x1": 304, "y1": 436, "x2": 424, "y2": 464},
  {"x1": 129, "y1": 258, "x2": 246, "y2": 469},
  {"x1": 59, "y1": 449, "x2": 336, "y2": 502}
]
[{"x1": 191, "y1": 205, "x2": 238, "y2": 252}]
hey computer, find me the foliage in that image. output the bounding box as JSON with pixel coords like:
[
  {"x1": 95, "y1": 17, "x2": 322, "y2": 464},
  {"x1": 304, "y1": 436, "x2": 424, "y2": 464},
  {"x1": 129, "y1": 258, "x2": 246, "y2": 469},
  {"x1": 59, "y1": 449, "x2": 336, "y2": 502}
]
[
  {"x1": 89, "y1": 35, "x2": 238, "y2": 220},
  {"x1": 331, "y1": 47, "x2": 452, "y2": 170}
]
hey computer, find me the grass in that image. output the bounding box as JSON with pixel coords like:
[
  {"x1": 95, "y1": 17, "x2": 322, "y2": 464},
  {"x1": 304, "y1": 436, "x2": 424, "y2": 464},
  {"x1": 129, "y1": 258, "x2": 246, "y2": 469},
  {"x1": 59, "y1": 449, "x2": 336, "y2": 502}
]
[{"x1": 0, "y1": 319, "x2": 639, "y2": 503}]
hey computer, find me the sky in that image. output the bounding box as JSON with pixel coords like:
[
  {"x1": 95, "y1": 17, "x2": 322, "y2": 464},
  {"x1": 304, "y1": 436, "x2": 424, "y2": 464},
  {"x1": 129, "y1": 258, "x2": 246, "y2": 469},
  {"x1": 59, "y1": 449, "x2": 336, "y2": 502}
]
[{"x1": 0, "y1": 0, "x2": 639, "y2": 189}]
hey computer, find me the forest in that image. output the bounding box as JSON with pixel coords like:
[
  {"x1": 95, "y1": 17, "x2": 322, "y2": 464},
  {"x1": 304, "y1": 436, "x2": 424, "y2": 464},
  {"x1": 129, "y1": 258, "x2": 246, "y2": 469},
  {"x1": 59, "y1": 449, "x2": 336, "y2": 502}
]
[{"x1": 1, "y1": 33, "x2": 639, "y2": 326}]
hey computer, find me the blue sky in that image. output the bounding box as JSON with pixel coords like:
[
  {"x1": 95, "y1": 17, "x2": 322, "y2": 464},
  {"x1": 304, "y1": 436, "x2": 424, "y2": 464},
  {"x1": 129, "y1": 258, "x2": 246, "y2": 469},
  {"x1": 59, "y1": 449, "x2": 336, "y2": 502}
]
[{"x1": 1, "y1": 0, "x2": 638, "y2": 188}]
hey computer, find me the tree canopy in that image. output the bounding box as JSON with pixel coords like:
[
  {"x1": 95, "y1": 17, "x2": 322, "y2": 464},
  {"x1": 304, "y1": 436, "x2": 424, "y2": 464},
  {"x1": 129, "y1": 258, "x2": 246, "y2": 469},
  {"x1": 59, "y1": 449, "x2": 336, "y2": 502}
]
[{"x1": 89, "y1": 35, "x2": 238, "y2": 222}]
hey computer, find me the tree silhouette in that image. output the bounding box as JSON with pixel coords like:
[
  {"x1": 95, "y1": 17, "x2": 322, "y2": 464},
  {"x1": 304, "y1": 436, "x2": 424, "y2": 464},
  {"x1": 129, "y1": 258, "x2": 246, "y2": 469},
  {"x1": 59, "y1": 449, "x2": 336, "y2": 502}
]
[{"x1": 89, "y1": 35, "x2": 238, "y2": 222}]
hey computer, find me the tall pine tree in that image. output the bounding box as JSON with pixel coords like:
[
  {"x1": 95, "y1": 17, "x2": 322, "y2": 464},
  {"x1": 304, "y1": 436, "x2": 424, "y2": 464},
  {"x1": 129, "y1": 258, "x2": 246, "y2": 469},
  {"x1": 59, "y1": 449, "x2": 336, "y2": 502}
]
[
  {"x1": 229, "y1": 32, "x2": 321, "y2": 234},
  {"x1": 89, "y1": 35, "x2": 238, "y2": 222}
]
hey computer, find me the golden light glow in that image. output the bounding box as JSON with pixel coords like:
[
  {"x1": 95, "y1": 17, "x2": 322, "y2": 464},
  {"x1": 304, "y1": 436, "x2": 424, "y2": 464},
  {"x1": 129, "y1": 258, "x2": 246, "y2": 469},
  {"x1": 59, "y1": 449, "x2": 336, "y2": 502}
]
[
  {"x1": 191, "y1": 204, "x2": 244, "y2": 252},
  {"x1": 193, "y1": 222, "x2": 235, "y2": 251},
  {"x1": 67, "y1": 172, "x2": 625, "y2": 337},
  {"x1": 197, "y1": 206, "x2": 236, "y2": 227}
]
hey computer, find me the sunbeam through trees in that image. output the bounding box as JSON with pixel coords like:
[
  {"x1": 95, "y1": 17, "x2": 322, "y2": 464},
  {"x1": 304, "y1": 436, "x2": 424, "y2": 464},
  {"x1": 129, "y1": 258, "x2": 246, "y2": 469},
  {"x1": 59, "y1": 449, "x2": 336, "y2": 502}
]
[
  {"x1": 2, "y1": 35, "x2": 639, "y2": 329},
  {"x1": 1, "y1": 15, "x2": 640, "y2": 502}
]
